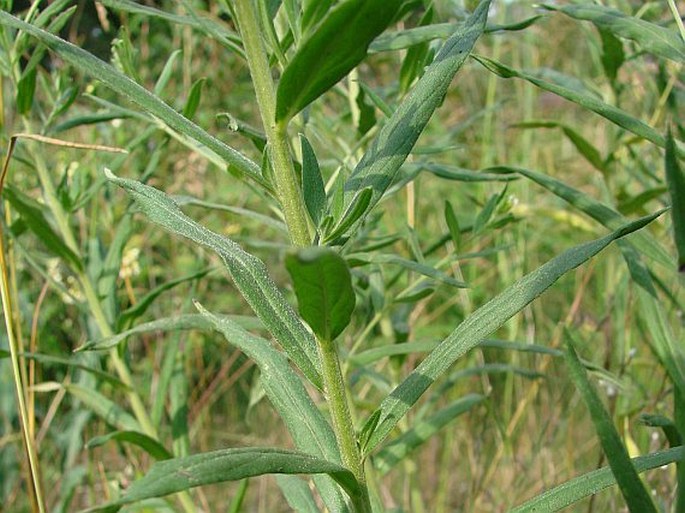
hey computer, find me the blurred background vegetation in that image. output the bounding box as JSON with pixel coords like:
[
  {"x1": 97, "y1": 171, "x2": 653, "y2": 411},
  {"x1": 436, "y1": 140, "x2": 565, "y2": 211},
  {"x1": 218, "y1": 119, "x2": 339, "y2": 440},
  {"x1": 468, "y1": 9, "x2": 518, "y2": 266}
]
[{"x1": 0, "y1": 0, "x2": 682, "y2": 511}]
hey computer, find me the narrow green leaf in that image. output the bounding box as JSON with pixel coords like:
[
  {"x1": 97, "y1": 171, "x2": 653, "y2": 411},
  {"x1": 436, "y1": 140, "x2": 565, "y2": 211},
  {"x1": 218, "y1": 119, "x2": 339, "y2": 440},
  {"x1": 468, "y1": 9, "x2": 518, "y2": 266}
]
[
  {"x1": 563, "y1": 330, "x2": 657, "y2": 513},
  {"x1": 341, "y1": 0, "x2": 491, "y2": 237},
  {"x1": 174, "y1": 195, "x2": 287, "y2": 233},
  {"x1": 18, "y1": 352, "x2": 126, "y2": 388},
  {"x1": 665, "y1": 130, "x2": 685, "y2": 271},
  {"x1": 276, "y1": 0, "x2": 405, "y2": 122},
  {"x1": 374, "y1": 394, "x2": 484, "y2": 474},
  {"x1": 16, "y1": 66, "x2": 37, "y2": 114},
  {"x1": 0, "y1": 11, "x2": 265, "y2": 187},
  {"x1": 182, "y1": 77, "x2": 205, "y2": 119},
  {"x1": 104, "y1": 170, "x2": 322, "y2": 388},
  {"x1": 422, "y1": 163, "x2": 517, "y2": 182},
  {"x1": 300, "y1": 135, "x2": 327, "y2": 227},
  {"x1": 347, "y1": 253, "x2": 467, "y2": 288},
  {"x1": 118, "y1": 269, "x2": 211, "y2": 328},
  {"x1": 363, "y1": 210, "x2": 665, "y2": 453},
  {"x1": 83, "y1": 448, "x2": 360, "y2": 512},
  {"x1": 639, "y1": 414, "x2": 682, "y2": 447},
  {"x1": 510, "y1": 447, "x2": 684, "y2": 513},
  {"x1": 323, "y1": 187, "x2": 373, "y2": 244},
  {"x1": 542, "y1": 4, "x2": 685, "y2": 63},
  {"x1": 599, "y1": 28, "x2": 625, "y2": 82},
  {"x1": 473, "y1": 55, "x2": 685, "y2": 156},
  {"x1": 152, "y1": 49, "x2": 181, "y2": 96},
  {"x1": 4, "y1": 186, "x2": 83, "y2": 271},
  {"x1": 86, "y1": 431, "x2": 172, "y2": 460},
  {"x1": 276, "y1": 475, "x2": 321, "y2": 513},
  {"x1": 78, "y1": 314, "x2": 262, "y2": 352},
  {"x1": 488, "y1": 165, "x2": 673, "y2": 268},
  {"x1": 65, "y1": 384, "x2": 140, "y2": 432},
  {"x1": 285, "y1": 247, "x2": 355, "y2": 342}
]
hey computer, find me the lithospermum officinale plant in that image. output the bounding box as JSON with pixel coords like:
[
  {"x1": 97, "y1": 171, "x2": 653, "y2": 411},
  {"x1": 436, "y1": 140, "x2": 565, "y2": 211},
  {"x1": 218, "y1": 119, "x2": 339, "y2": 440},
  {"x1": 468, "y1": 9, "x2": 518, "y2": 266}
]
[{"x1": 0, "y1": 0, "x2": 684, "y2": 511}]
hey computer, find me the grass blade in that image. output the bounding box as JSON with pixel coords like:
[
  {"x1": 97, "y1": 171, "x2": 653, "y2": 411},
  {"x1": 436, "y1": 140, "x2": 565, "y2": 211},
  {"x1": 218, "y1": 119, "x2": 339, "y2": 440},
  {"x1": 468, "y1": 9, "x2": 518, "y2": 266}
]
[
  {"x1": 85, "y1": 431, "x2": 172, "y2": 461},
  {"x1": 542, "y1": 3, "x2": 685, "y2": 63},
  {"x1": 563, "y1": 329, "x2": 657, "y2": 513},
  {"x1": 340, "y1": 0, "x2": 491, "y2": 237},
  {"x1": 0, "y1": 11, "x2": 265, "y2": 187},
  {"x1": 362, "y1": 210, "x2": 665, "y2": 454},
  {"x1": 275, "y1": 0, "x2": 405, "y2": 123},
  {"x1": 665, "y1": 130, "x2": 685, "y2": 271},
  {"x1": 82, "y1": 448, "x2": 360, "y2": 513},
  {"x1": 511, "y1": 447, "x2": 684, "y2": 512},
  {"x1": 104, "y1": 170, "x2": 322, "y2": 389}
]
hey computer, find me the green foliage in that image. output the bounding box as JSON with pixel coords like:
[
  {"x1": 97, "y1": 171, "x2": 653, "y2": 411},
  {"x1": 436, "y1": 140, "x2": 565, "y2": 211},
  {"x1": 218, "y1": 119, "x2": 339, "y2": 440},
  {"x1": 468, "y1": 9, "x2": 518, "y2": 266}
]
[{"x1": 0, "y1": 0, "x2": 683, "y2": 512}]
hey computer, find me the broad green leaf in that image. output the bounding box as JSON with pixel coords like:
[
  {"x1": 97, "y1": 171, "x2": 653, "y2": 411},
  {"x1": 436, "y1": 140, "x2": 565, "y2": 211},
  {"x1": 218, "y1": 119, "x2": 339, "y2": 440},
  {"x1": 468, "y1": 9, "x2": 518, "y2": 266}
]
[
  {"x1": 78, "y1": 314, "x2": 262, "y2": 352},
  {"x1": 347, "y1": 253, "x2": 467, "y2": 288},
  {"x1": 65, "y1": 384, "x2": 140, "y2": 432},
  {"x1": 473, "y1": 55, "x2": 685, "y2": 157},
  {"x1": 563, "y1": 330, "x2": 657, "y2": 513},
  {"x1": 285, "y1": 247, "x2": 355, "y2": 342},
  {"x1": 665, "y1": 131, "x2": 685, "y2": 271},
  {"x1": 86, "y1": 431, "x2": 172, "y2": 460},
  {"x1": 4, "y1": 185, "x2": 83, "y2": 271},
  {"x1": 300, "y1": 135, "x2": 327, "y2": 228},
  {"x1": 301, "y1": 0, "x2": 335, "y2": 34},
  {"x1": 104, "y1": 170, "x2": 322, "y2": 388},
  {"x1": 276, "y1": 0, "x2": 405, "y2": 122},
  {"x1": 488, "y1": 165, "x2": 673, "y2": 268},
  {"x1": 83, "y1": 448, "x2": 360, "y2": 513},
  {"x1": 0, "y1": 11, "x2": 265, "y2": 187},
  {"x1": 362, "y1": 210, "x2": 664, "y2": 454},
  {"x1": 374, "y1": 394, "x2": 484, "y2": 475},
  {"x1": 341, "y1": 0, "x2": 491, "y2": 237},
  {"x1": 542, "y1": 4, "x2": 685, "y2": 63},
  {"x1": 510, "y1": 447, "x2": 684, "y2": 512},
  {"x1": 118, "y1": 268, "x2": 211, "y2": 328}
]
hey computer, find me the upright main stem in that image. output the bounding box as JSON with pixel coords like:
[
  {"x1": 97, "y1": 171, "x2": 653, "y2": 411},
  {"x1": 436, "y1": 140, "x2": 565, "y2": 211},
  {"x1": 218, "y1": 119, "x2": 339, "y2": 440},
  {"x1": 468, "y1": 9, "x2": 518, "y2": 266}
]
[
  {"x1": 233, "y1": 0, "x2": 311, "y2": 247},
  {"x1": 319, "y1": 337, "x2": 372, "y2": 513}
]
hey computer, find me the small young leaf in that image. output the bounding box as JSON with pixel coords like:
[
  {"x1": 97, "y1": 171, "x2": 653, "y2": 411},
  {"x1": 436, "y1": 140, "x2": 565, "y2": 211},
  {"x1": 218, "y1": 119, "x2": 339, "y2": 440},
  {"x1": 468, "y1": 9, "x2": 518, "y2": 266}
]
[
  {"x1": 564, "y1": 329, "x2": 657, "y2": 513},
  {"x1": 16, "y1": 67, "x2": 37, "y2": 115},
  {"x1": 300, "y1": 135, "x2": 327, "y2": 227},
  {"x1": 276, "y1": 0, "x2": 405, "y2": 123},
  {"x1": 599, "y1": 28, "x2": 624, "y2": 83},
  {"x1": 182, "y1": 77, "x2": 206, "y2": 119},
  {"x1": 444, "y1": 200, "x2": 462, "y2": 250},
  {"x1": 665, "y1": 130, "x2": 685, "y2": 271},
  {"x1": 323, "y1": 187, "x2": 373, "y2": 244},
  {"x1": 285, "y1": 247, "x2": 355, "y2": 342}
]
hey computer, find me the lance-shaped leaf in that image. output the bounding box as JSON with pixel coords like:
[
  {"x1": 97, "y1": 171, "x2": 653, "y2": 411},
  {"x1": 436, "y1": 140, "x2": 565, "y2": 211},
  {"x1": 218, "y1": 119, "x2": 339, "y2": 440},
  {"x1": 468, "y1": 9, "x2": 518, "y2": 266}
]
[
  {"x1": 104, "y1": 170, "x2": 322, "y2": 389},
  {"x1": 276, "y1": 0, "x2": 405, "y2": 123},
  {"x1": 510, "y1": 447, "x2": 684, "y2": 513},
  {"x1": 542, "y1": 4, "x2": 685, "y2": 63},
  {"x1": 361, "y1": 210, "x2": 664, "y2": 454},
  {"x1": 340, "y1": 0, "x2": 491, "y2": 237},
  {"x1": 300, "y1": 135, "x2": 327, "y2": 228},
  {"x1": 86, "y1": 431, "x2": 172, "y2": 461},
  {"x1": 564, "y1": 329, "x2": 657, "y2": 513},
  {"x1": 82, "y1": 448, "x2": 360, "y2": 513},
  {"x1": 473, "y1": 55, "x2": 685, "y2": 157},
  {"x1": 665, "y1": 131, "x2": 685, "y2": 271},
  {"x1": 0, "y1": 11, "x2": 264, "y2": 187},
  {"x1": 285, "y1": 247, "x2": 355, "y2": 342},
  {"x1": 487, "y1": 165, "x2": 673, "y2": 268}
]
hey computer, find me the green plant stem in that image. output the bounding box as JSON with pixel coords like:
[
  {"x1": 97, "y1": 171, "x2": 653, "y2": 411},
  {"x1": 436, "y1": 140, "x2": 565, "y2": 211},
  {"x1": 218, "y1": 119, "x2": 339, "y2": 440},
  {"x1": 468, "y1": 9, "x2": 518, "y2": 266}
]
[
  {"x1": 232, "y1": 0, "x2": 311, "y2": 247},
  {"x1": 318, "y1": 337, "x2": 372, "y2": 513}
]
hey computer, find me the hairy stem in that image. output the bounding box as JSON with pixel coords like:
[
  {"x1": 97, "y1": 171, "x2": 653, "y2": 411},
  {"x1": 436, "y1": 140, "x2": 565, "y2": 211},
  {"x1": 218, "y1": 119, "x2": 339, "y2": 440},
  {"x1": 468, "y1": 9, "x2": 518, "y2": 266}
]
[
  {"x1": 319, "y1": 337, "x2": 372, "y2": 513},
  {"x1": 232, "y1": 0, "x2": 311, "y2": 246}
]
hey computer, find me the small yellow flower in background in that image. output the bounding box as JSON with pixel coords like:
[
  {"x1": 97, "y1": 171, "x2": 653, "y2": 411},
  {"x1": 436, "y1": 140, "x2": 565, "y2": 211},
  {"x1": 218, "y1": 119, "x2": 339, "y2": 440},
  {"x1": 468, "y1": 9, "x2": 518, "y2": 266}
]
[{"x1": 119, "y1": 247, "x2": 141, "y2": 280}]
